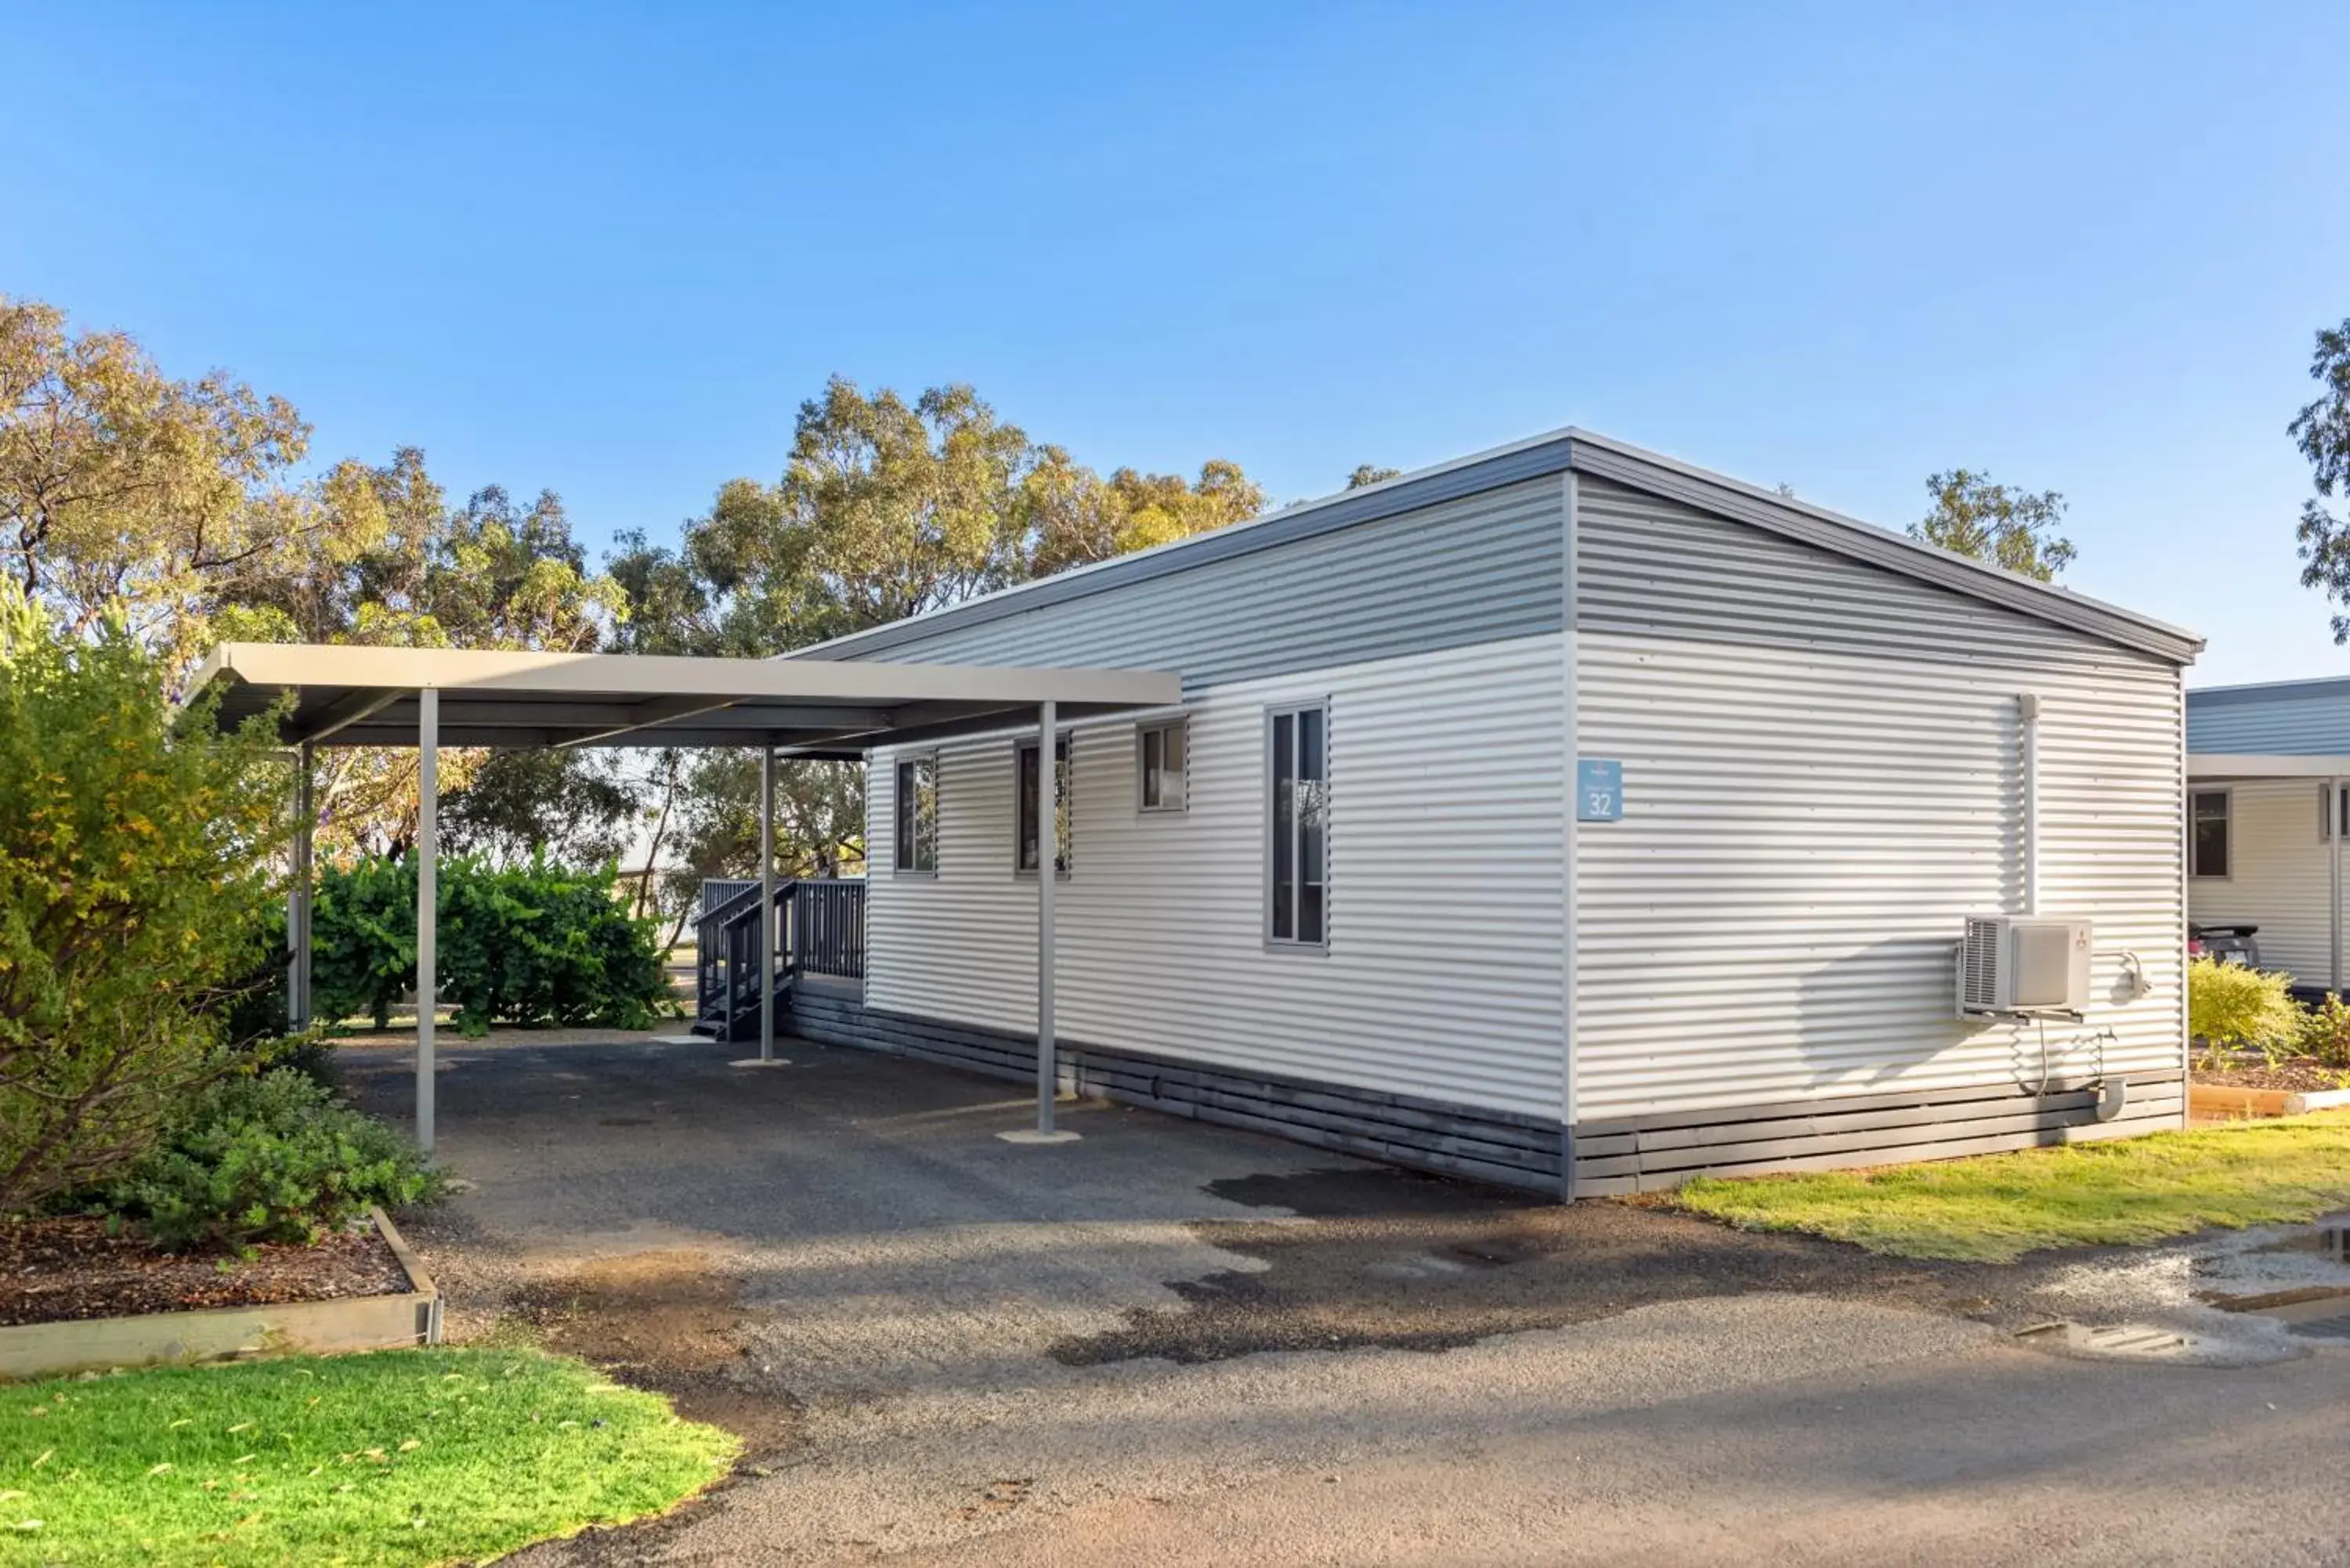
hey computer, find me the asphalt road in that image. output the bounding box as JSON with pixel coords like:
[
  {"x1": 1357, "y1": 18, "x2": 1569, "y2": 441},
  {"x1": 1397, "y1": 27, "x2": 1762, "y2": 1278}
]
[{"x1": 343, "y1": 1032, "x2": 2350, "y2": 1566}]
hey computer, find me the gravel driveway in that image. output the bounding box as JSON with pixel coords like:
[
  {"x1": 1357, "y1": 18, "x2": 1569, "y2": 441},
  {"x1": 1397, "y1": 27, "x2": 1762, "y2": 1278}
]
[{"x1": 341, "y1": 1031, "x2": 2350, "y2": 1566}]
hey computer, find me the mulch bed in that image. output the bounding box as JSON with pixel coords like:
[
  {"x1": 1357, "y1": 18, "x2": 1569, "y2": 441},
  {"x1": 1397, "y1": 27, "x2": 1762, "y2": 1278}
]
[
  {"x1": 2195, "y1": 1058, "x2": 2350, "y2": 1094},
  {"x1": 0, "y1": 1216, "x2": 414, "y2": 1328}
]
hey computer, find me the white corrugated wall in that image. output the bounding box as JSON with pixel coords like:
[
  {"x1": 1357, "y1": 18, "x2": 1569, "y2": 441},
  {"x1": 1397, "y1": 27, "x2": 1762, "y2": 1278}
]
[
  {"x1": 868, "y1": 634, "x2": 1569, "y2": 1120},
  {"x1": 1569, "y1": 475, "x2": 2188, "y2": 1121},
  {"x1": 2187, "y1": 779, "x2": 2337, "y2": 988}
]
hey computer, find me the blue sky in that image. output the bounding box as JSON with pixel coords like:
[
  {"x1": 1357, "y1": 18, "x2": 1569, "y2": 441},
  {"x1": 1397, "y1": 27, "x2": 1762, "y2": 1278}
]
[{"x1": 6, "y1": 2, "x2": 2345, "y2": 685}]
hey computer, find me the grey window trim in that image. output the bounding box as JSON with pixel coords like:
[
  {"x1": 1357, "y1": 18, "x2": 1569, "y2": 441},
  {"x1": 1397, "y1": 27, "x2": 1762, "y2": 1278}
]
[
  {"x1": 2323, "y1": 782, "x2": 2350, "y2": 844},
  {"x1": 1014, "y1": 732, "x2": 1074, "y2": 880},
  {"x1": 1135, "y1": 717, "x2": 1189, "y2": 815},
  {"x1": 2189, "y1": 786, "x2": 2232, "y2": 881},
  {"x1": 1264, "y1": 699, "x2": 1332, "y2": 952},
  {"x1": 892, "y1": 752, "x2": 938, "y2": 877}
]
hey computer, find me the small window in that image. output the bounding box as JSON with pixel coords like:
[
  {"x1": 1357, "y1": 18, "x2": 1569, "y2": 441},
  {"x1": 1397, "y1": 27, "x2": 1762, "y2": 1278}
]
[
  {"x1": 1137, "y1": 719, "x2": 1187, "y2": 813},
  {"x1": 1267, "y1": 702, "x2": 1329, "y2": 948},
  {"x1": 894, "y1": 757, "x2": 936, "y2": 874},
  {"x1": 1016, "y1": 735, "x2": 1072, "y2": 876},
  {"x1": 2323, "y1": 782, "x2": 2350, "y2": 842},
  {"x1": 2191, "y1": 789, "x2": 2231, "y2": 880}
]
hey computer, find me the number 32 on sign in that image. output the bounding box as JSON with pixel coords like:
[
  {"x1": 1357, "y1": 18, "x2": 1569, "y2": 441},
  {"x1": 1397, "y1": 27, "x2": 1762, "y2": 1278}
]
[{"x1": 1577, "y1": 759, "x2": 1623, "y2": 822}]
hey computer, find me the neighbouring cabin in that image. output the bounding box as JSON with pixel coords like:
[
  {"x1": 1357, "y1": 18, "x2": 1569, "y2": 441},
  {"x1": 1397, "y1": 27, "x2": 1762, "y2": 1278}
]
[
  {"x1": 769, "y1": 427, "x2": 2203, "y2": 1195},
  {"x1": 2186, "y1": 677, "x2": 2350, "y2": 995}
]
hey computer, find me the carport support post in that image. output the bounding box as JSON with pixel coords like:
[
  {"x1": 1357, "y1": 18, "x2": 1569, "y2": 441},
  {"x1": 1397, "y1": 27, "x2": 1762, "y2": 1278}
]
[
  {"x1": 2334, "y1": 775, "x2": 2343, "y2": 993},
  {"x1": 1036, "y1": 699, "x2": 1058, "y2": 1134},
  {"x1": 417, "y1": 687, "x2": 437, "y2": 1156},
  {"x1": 761, "y1": 745, "x2": 777, "y2": 1063},
  {"x1": 288, "y1": 741, "x2": 313, "y2": 1029}
]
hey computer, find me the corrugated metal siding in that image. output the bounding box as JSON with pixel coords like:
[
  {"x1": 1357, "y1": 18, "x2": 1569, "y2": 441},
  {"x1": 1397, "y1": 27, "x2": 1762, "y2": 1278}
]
[
  {"x1": 823, "y1": 479, "x2": 1564, "y2": 689},
  {"x1": 867, "y1": 634, "x2": 1568, "y2": 1120},
  {"x1": 2187, "y1": 687, "x2": 2350, "y2": 753},
  {"x1": 1573, "y1": 630, "x2": 2185, "y2": 1119},
  {"x1": 2186, "y1": 780, "x2": 2336, "y2": 987},
  {"x1": 1579, "y1": 475, "x2": 2147, "y2": 670}
]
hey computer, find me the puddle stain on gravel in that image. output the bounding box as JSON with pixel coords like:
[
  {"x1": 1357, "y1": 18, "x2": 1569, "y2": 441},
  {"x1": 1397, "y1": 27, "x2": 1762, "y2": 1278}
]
[
  {"x1": 504, "y1": 1248, "x2": 804, "y2": 1458},
  {"x1": 1048, "y1": 1166, "x2": 2001, "y2": 1367}
]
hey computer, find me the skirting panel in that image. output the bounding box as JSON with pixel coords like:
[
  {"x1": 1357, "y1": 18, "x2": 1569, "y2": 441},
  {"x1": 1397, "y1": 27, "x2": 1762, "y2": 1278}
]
[
  {"x1": 1568, "y1": 1072, "x2": 2188, "y2": 1196},
  {"x1": 786, "y1": 992, "x2": 1565, "y2": 1192}
]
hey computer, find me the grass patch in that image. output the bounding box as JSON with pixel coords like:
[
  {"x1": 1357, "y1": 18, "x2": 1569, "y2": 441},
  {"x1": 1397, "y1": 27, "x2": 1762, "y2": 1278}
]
[
  {"x1": 1672, "y1": 1115, "x2": 2350, "y2": 1263},
  {"x1": 0, "y1": 1348, "x2": 736, "y2": 1566}
]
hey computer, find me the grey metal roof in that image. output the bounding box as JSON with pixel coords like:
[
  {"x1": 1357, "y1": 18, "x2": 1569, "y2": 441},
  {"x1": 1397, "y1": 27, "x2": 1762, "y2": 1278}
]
[
  {"x1": 789, "y1": 427, "x2": 2204, "y2": 667},
  {"x1": 183, "y1": 643, "x2": 1179, "y2": 753}
]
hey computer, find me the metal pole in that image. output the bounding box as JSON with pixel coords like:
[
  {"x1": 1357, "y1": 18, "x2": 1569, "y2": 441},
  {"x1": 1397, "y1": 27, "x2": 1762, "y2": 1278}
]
[
  {"x1": 289, "y1": 741, "x2": 313, "y2": 1029},
  {"x1": 999, "y1": 703, "x2": 1079, "y2": 1143},
  {"x1": 2332, "y1": 776, "x2": 2342, "y2": 994},
  {"x1": 416, "y1": 688, "x2": 437, "y2": 1155},
  {"x1": 761, "y1": 745, "x2": 777, "y2": 1063},
  {"x1": 1036, "y1": 700, "x2": 1057, "y2": 1133}
]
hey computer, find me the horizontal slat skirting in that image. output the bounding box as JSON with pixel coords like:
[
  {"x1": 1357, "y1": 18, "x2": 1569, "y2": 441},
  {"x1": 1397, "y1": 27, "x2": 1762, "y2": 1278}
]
[
  {"x1": 1571, "y1": 1084, "x2": 2183, "y2": 1193},
  {"x1": 786, "y1": 995, "x2": 1561, "y2": 1190},
  {"x1": 1571, "y1": 1071, "x2": 2184, "y2": 1138}
]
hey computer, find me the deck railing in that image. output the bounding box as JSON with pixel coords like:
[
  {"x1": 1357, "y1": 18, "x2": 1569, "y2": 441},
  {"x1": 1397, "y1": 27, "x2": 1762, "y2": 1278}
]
[{"x1": 693, "y1": 877, "x2": 866, "y2": 1033}]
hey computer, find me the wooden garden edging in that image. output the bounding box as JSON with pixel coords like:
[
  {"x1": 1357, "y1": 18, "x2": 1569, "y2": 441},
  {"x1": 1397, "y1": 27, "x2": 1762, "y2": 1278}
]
[
  {"x1": 2190, "y1": 1083, "x2": 2350, "y2": 1120},
  {"x1": 0, "y1": 1208, "x2": 440, "y2": 1382}
]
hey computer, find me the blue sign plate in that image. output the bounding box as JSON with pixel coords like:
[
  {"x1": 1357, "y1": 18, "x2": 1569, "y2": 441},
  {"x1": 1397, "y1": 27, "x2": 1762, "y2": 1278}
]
[{"x1": 1577, "y1": 758, "x2": 1623, "y2": 822}]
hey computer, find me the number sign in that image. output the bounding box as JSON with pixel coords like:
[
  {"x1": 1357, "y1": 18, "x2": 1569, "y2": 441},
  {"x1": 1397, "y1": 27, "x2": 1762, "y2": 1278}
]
[{"x1": 1577, "y1": 758, "x2": 1623, "y2": 822}]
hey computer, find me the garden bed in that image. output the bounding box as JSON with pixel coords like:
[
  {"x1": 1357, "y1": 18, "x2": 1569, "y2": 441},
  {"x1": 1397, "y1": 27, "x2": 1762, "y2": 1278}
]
[
  {"x1": 0, "y1": 1209, "x2": 437, "y2": 1380},
  {"x1": 0, "y1": 1214, "x2": 409, "y2": 1328},
  {"x1": 2191, "y1": 1056, "x2": 2350, "y2": 1118}
]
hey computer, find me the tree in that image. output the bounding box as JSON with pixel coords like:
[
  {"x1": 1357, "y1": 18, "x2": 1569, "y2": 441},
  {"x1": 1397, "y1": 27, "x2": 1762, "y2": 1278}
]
[
  {"x1": 1024, "y1": 453, "x2": 1263, "y2": 576},
  {"x1": 0, "y1": 294, "x2": 367, "y2": 658},
  {"x1": 1345, "y1": 464, "x2": 1401, "y2": 489},
  {"x1": 0, "y1": 586, "x2": 288, "y2": 1211},
  {"x1": 1909, "y1": 470, "x2": 2074, "y2": 582},
  {"x1": 615, "y1": 377, "x2": 1261, "y2": 932},
  {"x1": 2290, "y1": 319, "x2": 2350, "y2": 641}
]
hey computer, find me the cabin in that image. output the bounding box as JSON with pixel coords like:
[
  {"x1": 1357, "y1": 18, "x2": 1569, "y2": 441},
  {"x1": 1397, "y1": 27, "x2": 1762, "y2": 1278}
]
[
  {"x1": 2185, "y1": 676, "x2": 2350, "y2": 995},
  {"x1": 745, "y1": 427, "x2": 2202, "y2": 1194}
]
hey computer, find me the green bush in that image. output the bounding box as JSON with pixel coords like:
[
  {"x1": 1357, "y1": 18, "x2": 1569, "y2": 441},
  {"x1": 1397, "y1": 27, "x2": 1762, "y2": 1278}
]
[
  {"x1": 2301, "y1": 992, "x2": 2350, "y2": 1069},
  {"x1": 0, "y1": 586, "x2": 289, "y2": 1212},
  {"x1": 2187, "y1": 956, "x2": 2300, "y2": 1062},
  {"x1": 103, "y1": 1069, "x2": 442, "y2": 1249},
  {"x1": 313, "y1": 854, "x2": 671, "y2": 1033}
]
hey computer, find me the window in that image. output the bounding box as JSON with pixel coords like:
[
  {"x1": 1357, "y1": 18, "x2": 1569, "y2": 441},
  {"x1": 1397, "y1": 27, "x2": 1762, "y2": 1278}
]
[
  {"x1": 2191, "y1": 789, "x2": 2231, "y2": 879},
  {"x1": 2322, "y1": 782, "x2": 2350, "y2": 842},
  {"x1": 1137, "y1": 719, "x2": 1187, "y2": 812},
  {"x1": 1267, "y1": 702, "x2": 1329, "y2": 947},
  {"x1": 1016, "y1": 735, "x2": 1072, "y2": 876},
  {"x1": 894, "y1": 757, "x2": 936, "y2": 873}
]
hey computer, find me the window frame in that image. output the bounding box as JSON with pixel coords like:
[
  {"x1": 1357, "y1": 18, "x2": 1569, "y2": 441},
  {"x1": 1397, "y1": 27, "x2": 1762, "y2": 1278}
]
[
  {"x1": 2322, "y1": 782, "x2": 2350, "y2": 844},
  {"x1": 1014, "y1": 732, "x2": 1074, "y2": 880},
  {"x1": 892, "y1": 753, "x2": 938, "y2": 877},
  {"x1": 1135, "y1": 717, "x2": 1189, "y2": 815},
  {"x1": 1264, "y1": 699, "x2": 1331, "y2": 952},
  {"x1": 2190, "y1": 786, "x2": 2232, "y2": 881}
]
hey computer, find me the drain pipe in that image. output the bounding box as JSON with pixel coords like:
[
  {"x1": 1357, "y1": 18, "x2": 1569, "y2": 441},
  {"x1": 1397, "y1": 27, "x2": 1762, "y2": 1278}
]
[{"x1": 2019, "y1": 694, "x2": 2041, "y2": 917}]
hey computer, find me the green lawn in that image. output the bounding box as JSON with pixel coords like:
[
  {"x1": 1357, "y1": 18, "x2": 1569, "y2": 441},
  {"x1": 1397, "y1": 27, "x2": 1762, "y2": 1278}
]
[
  {"x1": 1672, "y1": 1115, "x2": 2350, "y2": 1263},
  {"x1": 0, "y1": 1348, "x2": 736, "y2": 1566}
]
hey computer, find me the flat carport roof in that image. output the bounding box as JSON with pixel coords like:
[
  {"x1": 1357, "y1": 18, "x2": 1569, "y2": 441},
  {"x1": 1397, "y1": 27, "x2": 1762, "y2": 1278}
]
[
  {"x1": 185, "y1": 642, "x2": 1183, "y2": 1155},
  {"x1": 190, "y1": 641, "x2": 1177, "y2": 756}
]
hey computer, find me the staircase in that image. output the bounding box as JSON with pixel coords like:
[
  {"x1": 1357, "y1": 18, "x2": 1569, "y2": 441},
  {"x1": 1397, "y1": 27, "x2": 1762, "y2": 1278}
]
[{"x1": 691, "y1": 878, "x2": 866, "y2": 1043}]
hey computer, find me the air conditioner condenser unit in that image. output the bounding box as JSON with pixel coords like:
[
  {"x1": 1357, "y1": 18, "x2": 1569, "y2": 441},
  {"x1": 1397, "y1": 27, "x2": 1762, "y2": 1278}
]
[{"x1": 1959, "y1": 916, "x2": 2093, "y2": 1015}]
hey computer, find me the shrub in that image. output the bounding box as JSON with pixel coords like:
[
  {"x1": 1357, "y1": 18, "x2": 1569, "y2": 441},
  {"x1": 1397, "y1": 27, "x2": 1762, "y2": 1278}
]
[
  {"x1": 2301, "y1": 992, "x2": 2350, "y2": 1069},
  {"x1": 312, "y1": 854, "x2": 671, "y2": 1032},
  {"x1": 103, "y1": 1069, "x2": 443, "y2": 1249},
  {"x1": 0, "y1": 587, "x2": 288, "y2": 1212},
  {"x1": 2187, "y1": 956, "x2": 2300, "y2": 1064}
]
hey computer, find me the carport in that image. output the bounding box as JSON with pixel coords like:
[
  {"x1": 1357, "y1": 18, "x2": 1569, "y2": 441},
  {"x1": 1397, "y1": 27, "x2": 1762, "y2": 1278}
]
[{"x1": 184, "y1": 643, "x2": 1181, "y2": 1153}]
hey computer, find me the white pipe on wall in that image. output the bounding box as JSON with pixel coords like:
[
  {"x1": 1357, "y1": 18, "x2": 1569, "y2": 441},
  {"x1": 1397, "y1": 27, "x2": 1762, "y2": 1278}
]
[{"x1": 2019, "y1": 693, "x2": 2041, "y2": 917}]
